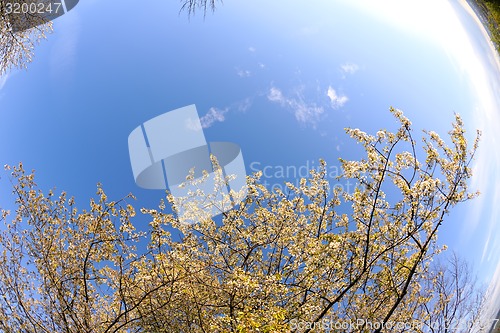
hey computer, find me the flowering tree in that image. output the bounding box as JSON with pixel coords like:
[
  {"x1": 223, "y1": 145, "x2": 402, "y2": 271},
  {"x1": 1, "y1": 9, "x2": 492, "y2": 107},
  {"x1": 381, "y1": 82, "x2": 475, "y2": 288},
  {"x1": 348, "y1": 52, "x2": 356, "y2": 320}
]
[
  {"x1": 0, "y1": 108, "x2": 484, "y2": 332},
  {"x1": 418, "y1": 252, "x2": 486, "y2": 333},
  {"x1": 0, "y1": 0, "x2": 53, "y2": 74},
  {"x1": 0, "y1": 0, "x2": 214, "y2": 75},
  {"x1": 180, "y1": 0, "x2": 220, "y2": 17}
]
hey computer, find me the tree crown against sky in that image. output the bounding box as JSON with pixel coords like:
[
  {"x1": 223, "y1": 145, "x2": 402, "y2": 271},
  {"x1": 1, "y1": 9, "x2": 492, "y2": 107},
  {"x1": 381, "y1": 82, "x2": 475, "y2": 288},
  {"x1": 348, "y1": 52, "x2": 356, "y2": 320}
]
[
  {"x1": 0, "y1": 0, "x2": 54, "y2": 75},
  {"x1": 180, "y1": 0, "x2": 221, "y2": 17},
  {"x1": 0, "y1": 108, "x2": 487, "y2": 332},
  {"x1": 2, "y1": 0, "x2": 500, "y2": 77},
  {"x1": 0, "y1": 0, "x2": 218, "y2": 75}
]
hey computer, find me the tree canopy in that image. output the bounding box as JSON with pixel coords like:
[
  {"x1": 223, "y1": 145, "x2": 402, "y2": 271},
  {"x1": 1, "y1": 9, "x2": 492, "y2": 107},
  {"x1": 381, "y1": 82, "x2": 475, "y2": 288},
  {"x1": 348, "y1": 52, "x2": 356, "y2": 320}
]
[
  {"x1": 0, "y1": 109, "x2": 487, "y2": 332},
  {"x1": 0, "y1": 0, "x2": 53, "y2": 75},
  {"x1": 0, "y1": 0, "x2": 221, "y2": 75}
]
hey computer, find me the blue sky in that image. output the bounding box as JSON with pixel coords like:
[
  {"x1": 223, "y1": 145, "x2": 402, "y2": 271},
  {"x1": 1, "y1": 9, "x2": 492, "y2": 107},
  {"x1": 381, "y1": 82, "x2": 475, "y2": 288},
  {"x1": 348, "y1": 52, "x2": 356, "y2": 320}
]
[{"x1": 1, "y1": 0, "x2": 500, "y2": 321}]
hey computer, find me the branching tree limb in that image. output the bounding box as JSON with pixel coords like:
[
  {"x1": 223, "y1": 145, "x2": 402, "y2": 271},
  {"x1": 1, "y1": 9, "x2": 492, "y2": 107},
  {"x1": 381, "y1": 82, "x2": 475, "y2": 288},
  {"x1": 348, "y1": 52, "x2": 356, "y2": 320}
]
[{"x1": 0, "y1": 109, "x2": 485, "y2": 332}]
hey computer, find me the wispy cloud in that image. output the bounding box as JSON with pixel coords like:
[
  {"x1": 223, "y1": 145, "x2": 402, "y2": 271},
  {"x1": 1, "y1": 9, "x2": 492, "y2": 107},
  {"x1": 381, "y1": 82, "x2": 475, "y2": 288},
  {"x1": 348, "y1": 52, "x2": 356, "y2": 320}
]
[
  {"x1": 190, "y1": 98, "x2": 254, "y2": 130},
  {"x1": 340, "y1": 62, "x2": 359, "y2": 75},
  {"x1": 248, "y1": 46, "x2": 256, "y2": 53},
  {"x1": 298, "y1": 26, "x2": 319, "y2": 36},
  {"x1": 50, "y1": 12, "x2": 81, "y2": 80},
  {"x1": 268, "y1": 86, "x2": 325, "y2": 126},
  {"x1": 268, "y1": 87, "x2": 284, "y2": 103},
  {"x1": 0, "y1": 73, "x2": 11, "y2": 101},
  {"x1": 237, "y1": 98, "x2": 253, "y2": 112},
  {"x1": 327, "y1": 86, "x2": 348, "y2": 109},
  {"x1": 294, "y1": 102, "x2": 324, "y2": 125},
  {"x1": 236, "y1": 68, "x2": 251, "y2": 77},
  {"x1": 0, "y1": 74, "x2": 9, "y2": 90},
  {"x1": 199, "y1": 107, "x2": 229, "y2": 129}
]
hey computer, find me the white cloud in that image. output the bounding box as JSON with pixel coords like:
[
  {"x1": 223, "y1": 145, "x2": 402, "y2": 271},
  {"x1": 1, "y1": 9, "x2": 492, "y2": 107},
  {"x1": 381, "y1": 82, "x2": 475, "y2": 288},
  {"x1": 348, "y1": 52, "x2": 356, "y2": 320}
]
[
  {"x1": 0, "y1": 74, "x2": 9, "y2": 90},
  {"x1": 327, "y1": 86, "x2": 348, "y2": 109},
  {"x1": 237, "y1": 98, "x2": 252, "y2": 112},
  {"x1": 298, "y1": 26, "x2": 319, "y2": 36},
  {"x1": 340, "y1": 62, "x2": 359, "y2": 75},
  {"x1": 268, "y1": 87, "x2": 285, "y2": 103},
  {"x1": 50, "y1": 12, "x2": 81, "y2": 80},
  {"x1": 189, "y1": 98, "x2": 253, "y2": 130},
  {"x1": 248, "y1": 46, "x2": 256, "y2": 53},
  {"x1": 236, "y1": 69, "x2": 251, "y2": 77},
  {"x1": 199, "y1": 107, "x2": 229, "y2": 129},
  {"x1": 267, "y1": 86, "x2": 325, "y2": 126},
  {"x1": 0, "y1": 73, "x2": 12, "y2": 101},
  {"x1": 294, "y1": 103, "x2": 324, "y2": 125}
]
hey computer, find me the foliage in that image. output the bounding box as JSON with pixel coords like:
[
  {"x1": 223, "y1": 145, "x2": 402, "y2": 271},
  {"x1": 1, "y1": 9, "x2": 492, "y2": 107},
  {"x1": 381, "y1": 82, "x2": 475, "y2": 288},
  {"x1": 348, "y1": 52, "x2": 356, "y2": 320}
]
[
  {"x1": 180, "y1": 0, "x2": 221, "y2": 17},
  {"x1": 0, "y1": 0, "x2": 218, "y2": 75},
  {"x1": 0, "y1": 0, "x2": 53, "y2": 75},
  {"x1": 473, "y1": 0, "x2": 500, "y2": 52},
  {"x1": 419, "y1": 253, "x2": 486, "y2": 333},
  {"x1": 0, "y1": 109, "x2": 484, "y2": 332},
  {"x1": 484, "y1": 0, "x2": 500, "y2": 50}
]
